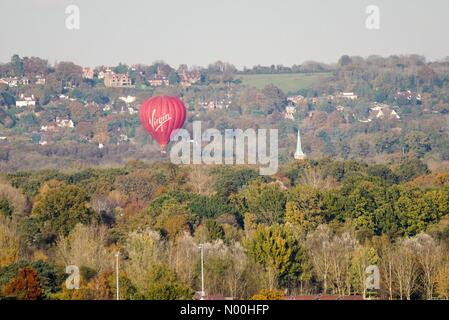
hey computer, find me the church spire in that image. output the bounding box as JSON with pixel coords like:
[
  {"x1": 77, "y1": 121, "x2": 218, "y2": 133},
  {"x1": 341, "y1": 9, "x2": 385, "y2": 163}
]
[{"x1": 294, "y1": 125, "x2": 306, "y2": 160}]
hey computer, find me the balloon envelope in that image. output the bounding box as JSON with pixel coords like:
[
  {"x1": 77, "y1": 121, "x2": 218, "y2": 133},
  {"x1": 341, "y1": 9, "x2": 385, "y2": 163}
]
[{"x1": 139, "y1": 96, "x2": 186, "y2": 150}]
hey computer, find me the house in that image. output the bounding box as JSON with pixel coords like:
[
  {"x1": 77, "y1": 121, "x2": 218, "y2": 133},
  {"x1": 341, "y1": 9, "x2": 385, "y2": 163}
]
[
  {"x1": 284, "y1": 106, "x2": 296, "y2": 120},
  {"x1": 35, "y1": 75, "x2": 46, "y2": 85},
  {"x1": 337, "y1": 92, "x2": 358, "y2": 100},
  {"x1": 369, "y1": 103, "x2": 401, "y2": 120},
  {"x1": 83, "y1": 67, "x2": 94, "y2": 80},
  {"x1": 119, "y1": 96, "x2": 136, "y2": 104},
  {"x1": 20, "y1": 77, "x2": 30, "y2": 85},
  {"x1": 56, "y1": 117, "x2": 75, "y2": 128},
  {"x1": 148, "y1": 75, "x2": 169, "y2": 87},
  {"x1": 128, "y1": 107, "x2": 138, "y2": 115},
  {"x1": 200, "y1": 100, "x2": 228, "y2": 110},
  {"x1": 287, "y1": 95, "x2": 306, "y2": 105},
  {"x1": 40, "y1": 124, "x2": 58, "y2": 132},
  {"x1": 179, "y1": 69, "x2": 201, "y2": 87},
  {"x1": 0, "y1": 77, "x2": 19, "y2": 87},
  {"x1": 104, "y1": 71, "x2": 132, "y2": 87},
  {"x1": 16, "y1": 94, "x2": 36, "y2": 107},
  {"x1": 98, "y1": 70, "x2": 108, "y2": 79},
  {"x1": 395, "y1": 90, "x2": 422, "y2": 103}
]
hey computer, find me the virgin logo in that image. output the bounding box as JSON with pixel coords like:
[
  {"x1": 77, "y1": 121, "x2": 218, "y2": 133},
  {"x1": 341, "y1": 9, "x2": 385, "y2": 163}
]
[{"x1": 151, "y1": 109, "x2": 172, "y2": 132}]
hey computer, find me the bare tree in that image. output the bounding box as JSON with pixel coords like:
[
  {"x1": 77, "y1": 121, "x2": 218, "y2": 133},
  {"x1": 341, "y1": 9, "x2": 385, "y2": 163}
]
[
  {"x1": 375, "y1": 236, "x2": 396, "y2": 300},
  {"x1": 328, "y1": 232, "x2": 356, "y2": 296},
  {"x1": 351, "y1": 243, "x2": 378, "y2": 298},
  {"x1": 393, "y1": 239, "x2": 419, "y2": 300},
  {"x1": 408, "y1": 233, "x2": 443, "y2": 299},
  {"x1": 56, "y1": 223, "x2": 111, "y2": 273},
  {"x1": 306, "y1": 225, "x2": 334, "y2": 294}
]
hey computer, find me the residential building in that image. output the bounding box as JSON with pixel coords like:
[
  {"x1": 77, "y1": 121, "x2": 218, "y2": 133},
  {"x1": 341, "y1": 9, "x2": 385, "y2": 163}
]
[
  {"x1": 337, "y1": 92, "x2": 358, "y2": 100},
  {"x1": 0, "y1": 77, "x2": 19, "y2": 87},
  {"x1": 284, "y1": 106, "x2": 296, "y2": 120},
  {"x1": 148, "y1": 76, "x2": 169, "y2": 87},
  {"x1": 56, "y1": 117, "x2": 75, "y2": 128},
  {"x1": 35, "y1": 75, "x2": 46, "y2": 85},
  {"x1": 287, "y1": 95, "x2": 306, "y2": 105},
  {"x1": 179, "y1": 69, "x2": 201, "y2": 87},
  {"x1": 395, "y1": 90, "x2": 422, "y2": 103},
  {"x1": 16, "y1": 94, "x2": 36, "y2": 107},
  {"x1": 83, "y1": 67, "x2": 94, "y2": 80},
  {"x1": 104, "y1": 71, "x2": 132, "y2": 87}
]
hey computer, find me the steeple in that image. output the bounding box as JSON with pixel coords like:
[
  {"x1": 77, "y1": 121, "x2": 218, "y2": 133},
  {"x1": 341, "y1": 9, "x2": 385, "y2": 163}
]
[{"x1": 294, "y1": 125, "x2": 306, "y2": 160}]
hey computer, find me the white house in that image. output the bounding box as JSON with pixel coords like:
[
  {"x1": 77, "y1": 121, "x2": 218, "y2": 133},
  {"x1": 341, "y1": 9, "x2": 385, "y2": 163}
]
[
  {"x1": 56, "y1": 117, "x2": 74, "y2": 128},
  {"x1": 16, "y1": 94, "x2": 36, "y2": 107},
  {"x1": 119, "y1": 95, "x2": 136, "y2": 104},
  {"x1": 337, "y1": 92, "x2": 358, "y2": 100}
]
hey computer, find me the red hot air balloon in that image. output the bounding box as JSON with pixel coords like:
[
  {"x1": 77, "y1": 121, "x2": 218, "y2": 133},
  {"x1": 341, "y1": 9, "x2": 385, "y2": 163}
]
[{"x1": 139, "y1": 96, "x2": 187, "y2": 152}]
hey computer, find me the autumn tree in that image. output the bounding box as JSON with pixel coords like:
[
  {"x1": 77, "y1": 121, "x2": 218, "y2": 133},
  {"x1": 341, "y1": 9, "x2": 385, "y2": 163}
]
[
  {"x1": 3, "y1": 267, "x2": 43, "y2": 300},
  {"x1": 27, "y1": 183, "x2": 98, "y2": 245},
  {"x1": 0, "y1": 217, "x2": 21, "y2": 267},
  {"x1": 56, "y1": 224, "x2": 111, "y2": 274}
]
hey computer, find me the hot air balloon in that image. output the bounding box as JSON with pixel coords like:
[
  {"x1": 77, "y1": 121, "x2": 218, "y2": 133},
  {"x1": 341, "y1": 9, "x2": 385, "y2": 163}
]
[{"x1": 139, "y1": 96, "x2": 187, "y2": 152}]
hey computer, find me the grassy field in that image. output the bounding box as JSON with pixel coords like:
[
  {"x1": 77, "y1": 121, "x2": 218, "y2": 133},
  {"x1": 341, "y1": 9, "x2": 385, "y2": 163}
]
[{"x1": 237, "y1": 72, "x2": 332, "y2": 94}]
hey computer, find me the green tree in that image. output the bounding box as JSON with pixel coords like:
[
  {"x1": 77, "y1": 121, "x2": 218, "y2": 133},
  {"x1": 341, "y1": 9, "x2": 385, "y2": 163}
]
[
  {"x1": 232, "y1": 181, "x2": 285, "y2": 225},
  {"x1": 28, "y1": 183, "x2": 97, "y2": 245},
  {"x1": 245, "y1": 225, "x2": 304, "y2": 288}
]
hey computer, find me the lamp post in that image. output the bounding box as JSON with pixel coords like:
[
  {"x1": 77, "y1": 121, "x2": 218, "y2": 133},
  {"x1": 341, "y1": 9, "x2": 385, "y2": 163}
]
[
  {"x1": 115, "y1": 252, "x2": 120, "y2": 301},
  {"x1": 199, "y1": 244, "x2": 205, "y2": 300}
]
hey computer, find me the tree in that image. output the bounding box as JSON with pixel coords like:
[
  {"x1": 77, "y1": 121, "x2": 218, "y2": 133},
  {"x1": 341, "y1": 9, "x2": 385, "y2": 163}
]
[
  {"x1": 338, "y1": 55, "x2": 352, "y2": 67},
  {"x1": 28, "y1": 183, "x2": 97, "y2": 245},
  {"x1": 232, "y1": 181, "x2": 285, "y2": 225},
  {"x1": 351, "y1": 243, "x2": 378, "y2": 298},
  {"x1": 393, "y1": 239, "x2": 419, "y2": 300},
  {"x1": 3, "y1": 267, "x2": 43, "y2": 300},
  {"x1": 251, "y1": 289, "x2": 284, "y2": 300},
  {"x1": 0, "y1": 181, "x2": 28, "y2": 218},
  {"x1": 373, "y1": 235, "x2": 396, "y2": 300},
  {"x1": 56, "y1": 224, "x2": 111, "y2": 274},
  {"x1": 395, "y1": 159, "x2": 429, "y2": 182},
  {"x1": 407, "y1": 233, "x2": 443, "y2": 299},
  {"x1": 245, "y1": 225, "x2": 304, "y2": 289},
  {"x1": 285, "y1": 185, "x2": 327, "y2": 231},
  {"x1": 0, "y1": 217, "x2": 21, "y2": 267},
  {"x1": 10, "y1": 54, "x2": 24, "y2": 77},
  {"x1": 55, "y1": 61, "x2": 83, "y2": 89},
  {"x1": 212, "y1": 167, "x2": 259, "y2": 198},
  {"x1": 436, "y1": 257, "x2": 449, "y2": 299},
  {"x1": 306, "y1": 225, "x2": 356, "y2": 295}
]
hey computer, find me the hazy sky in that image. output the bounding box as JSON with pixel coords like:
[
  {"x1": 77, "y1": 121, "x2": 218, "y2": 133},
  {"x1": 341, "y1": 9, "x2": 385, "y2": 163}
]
[{"x1": 1, "y1": 0, "x2": 449, "y2": 68}]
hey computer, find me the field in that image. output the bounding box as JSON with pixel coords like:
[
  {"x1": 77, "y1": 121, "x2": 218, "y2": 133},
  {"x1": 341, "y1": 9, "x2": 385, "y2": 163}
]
[{"x1": 237, "y1": 72, "x2": 332, "y2": 94}]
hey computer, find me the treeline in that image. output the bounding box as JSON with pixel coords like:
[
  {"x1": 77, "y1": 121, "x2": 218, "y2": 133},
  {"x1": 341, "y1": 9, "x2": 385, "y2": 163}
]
[{"x1": 0, "y1": 159, "x2": 448, "y2": 300}]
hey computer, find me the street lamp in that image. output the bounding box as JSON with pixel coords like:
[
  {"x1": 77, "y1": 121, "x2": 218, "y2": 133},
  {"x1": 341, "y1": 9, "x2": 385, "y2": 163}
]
[
  {"x1": 115, "y1": 252, "x2": 120, "y2": 301},
  {"x1": 199, "y1": 244, "x2": 205, "y2": 300}
]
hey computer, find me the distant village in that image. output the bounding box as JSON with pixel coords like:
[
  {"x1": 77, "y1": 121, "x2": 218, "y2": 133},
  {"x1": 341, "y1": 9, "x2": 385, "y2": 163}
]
[{"x1": 1, "y1": 54, "x2": 444, "y2": 167}]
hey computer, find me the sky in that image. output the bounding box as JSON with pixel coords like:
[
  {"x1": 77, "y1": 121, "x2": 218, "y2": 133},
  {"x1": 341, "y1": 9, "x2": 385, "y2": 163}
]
[{"x1": 1, "y1": 0, "x2": 449, "y2": 68}]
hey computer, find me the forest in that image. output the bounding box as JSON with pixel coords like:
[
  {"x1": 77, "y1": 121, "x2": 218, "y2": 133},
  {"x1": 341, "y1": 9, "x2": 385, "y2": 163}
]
[{"x1": 1, "y1": 158, "x2": 448, "y2": 300}]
